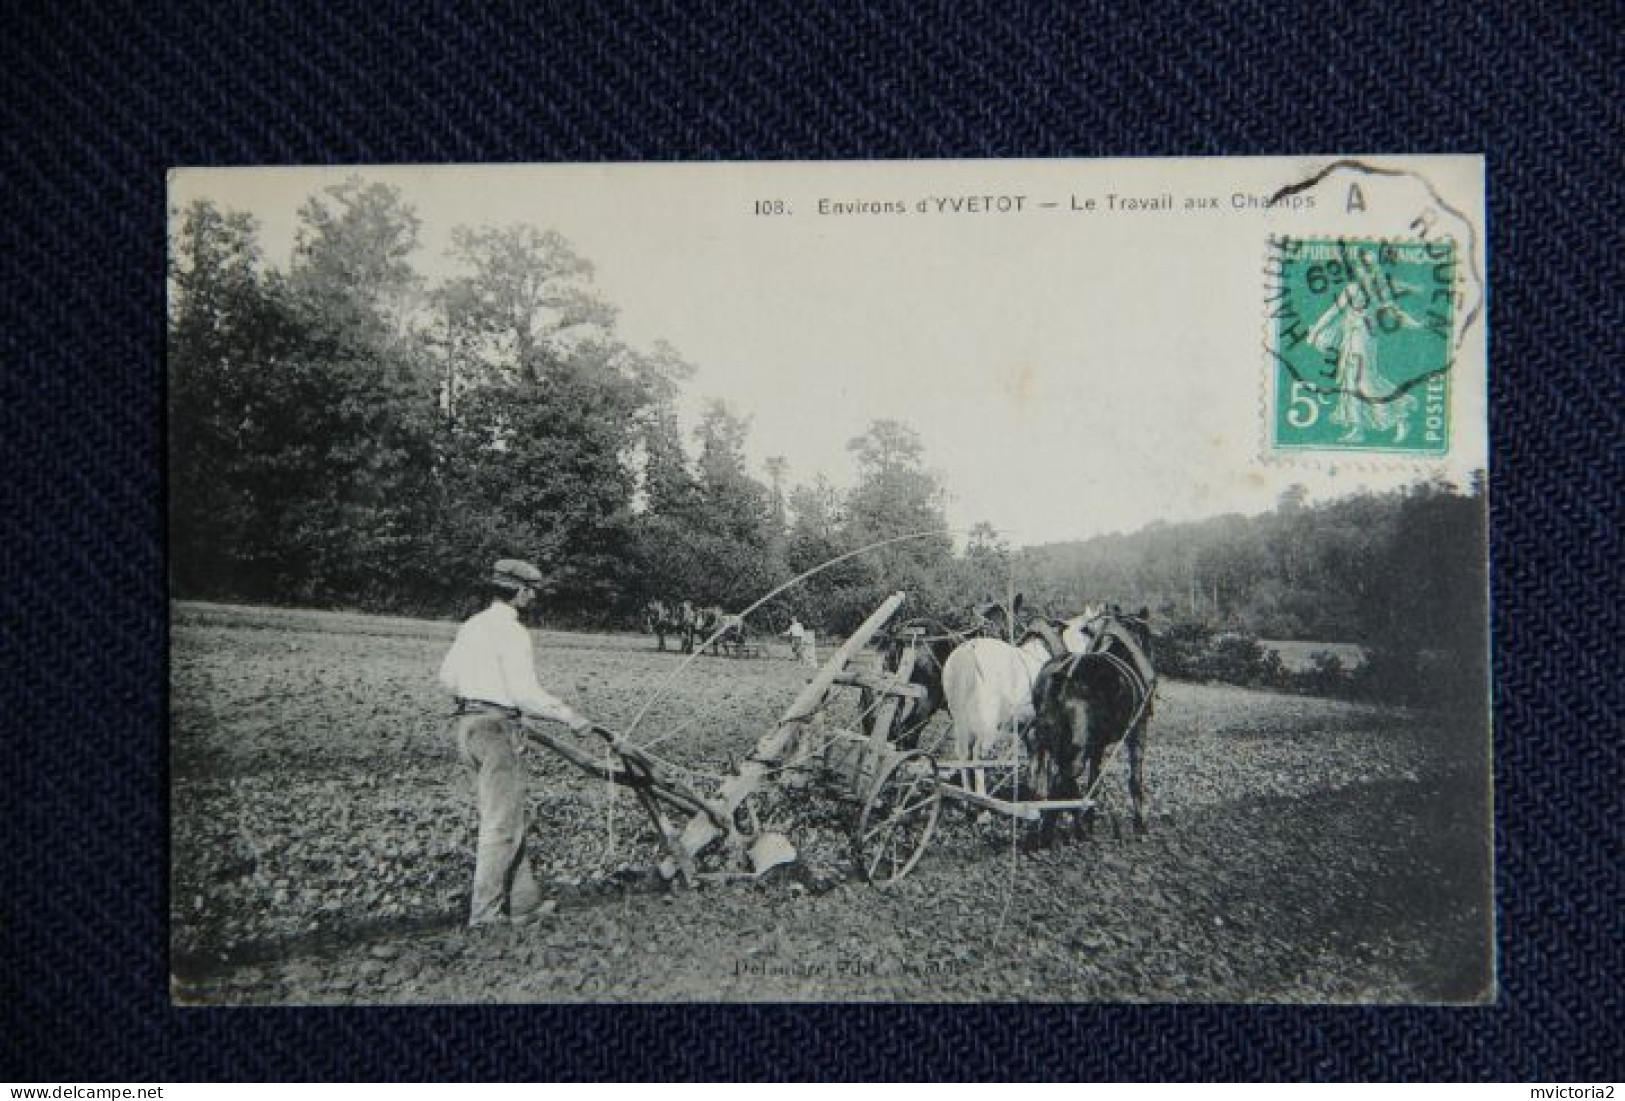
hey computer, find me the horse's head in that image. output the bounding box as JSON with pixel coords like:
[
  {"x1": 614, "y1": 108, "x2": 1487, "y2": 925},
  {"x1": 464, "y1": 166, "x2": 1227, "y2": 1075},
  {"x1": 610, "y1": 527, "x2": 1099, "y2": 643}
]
[
  {"x1": 1091, "y1": 605, "x2": 1156, "y2": 695},
  {"x1": 973, "y1": 593, "x2": 1024, "y2": 639},
  {"x1": 1026, "y1": 627, "x2": 1149, "y2": 774},
  {"x1": 1025, "y1": 605, "x2": 1156, "y2": 837},
  {"x1": 870, "y1": 620, "x2": 960, "y2": 742},
  {"x1": 883, "y1": 620, "x2": 955, "y2": 673},
  {"x1": 1117, "y1": 605, "x2": 1153, "y2": 662}
]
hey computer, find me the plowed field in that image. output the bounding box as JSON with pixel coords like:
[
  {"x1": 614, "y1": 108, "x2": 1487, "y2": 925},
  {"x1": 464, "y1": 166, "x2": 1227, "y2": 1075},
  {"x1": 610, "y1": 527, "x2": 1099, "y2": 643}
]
[{"x1": 170, "y1": 602, "x2": 1492, "y2": 1004}]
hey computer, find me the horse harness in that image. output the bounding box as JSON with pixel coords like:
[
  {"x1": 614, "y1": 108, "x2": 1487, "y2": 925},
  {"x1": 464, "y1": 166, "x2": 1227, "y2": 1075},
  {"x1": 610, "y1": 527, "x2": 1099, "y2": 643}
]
[
  {"x1": 1047, "y1": 619, "x2": 1157, "y2": 739},
  {"x1": 885, "y1": 620, "x2": 979, "y2": 647}
]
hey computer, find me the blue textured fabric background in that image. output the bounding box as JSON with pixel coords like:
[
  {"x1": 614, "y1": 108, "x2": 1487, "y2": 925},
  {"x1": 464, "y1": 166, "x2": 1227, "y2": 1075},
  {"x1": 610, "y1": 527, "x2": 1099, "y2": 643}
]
[{"x1": 4, "y1": 0, "x2": 1621, "y2": 1082}]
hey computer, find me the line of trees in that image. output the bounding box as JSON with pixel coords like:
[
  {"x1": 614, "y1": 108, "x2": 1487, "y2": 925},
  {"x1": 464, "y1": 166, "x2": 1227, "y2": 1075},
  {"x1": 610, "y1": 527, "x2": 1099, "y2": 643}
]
[
  {"x1": 168, "y1": 178, "x2": 971, "y2": 629},
  {"x1": 1018, "y1": 476, "x2": 1486, "y2": 647},
  {"x1": 170, "y1": 176, "x2": 1487, "y2": 694},
  {"x1": 1014, "y1": 476, "x2": 1488, "y2": 702}
]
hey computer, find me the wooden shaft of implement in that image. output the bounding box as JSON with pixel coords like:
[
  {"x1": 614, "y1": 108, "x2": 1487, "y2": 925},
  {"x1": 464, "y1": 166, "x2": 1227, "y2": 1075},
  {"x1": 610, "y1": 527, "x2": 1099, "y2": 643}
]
[
  {"x1": 523, "y1": 724, "x2": 719, "y2": 824},
  {"x1": 626, "y1": 760, "x2": 699, "y2": 885},
  {"x1": 600, "y1": 734, "x2": 727, "y2": 827},
  {"x1": 862, "y1": 633, "x2": 915, "y2": 764},
  {"x1": 675, "y1": 591, "x2": 907, "y2": 860}
]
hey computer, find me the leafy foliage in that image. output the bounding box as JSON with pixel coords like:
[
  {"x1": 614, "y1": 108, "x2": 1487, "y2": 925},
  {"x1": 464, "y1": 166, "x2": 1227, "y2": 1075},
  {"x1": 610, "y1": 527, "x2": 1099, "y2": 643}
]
[
  {"x1": 1021, "y1": 479, "x2": 1487, "y2": 702},
  {"x1": 169, "y1": 182, "x2": 1487, "y2": 704}
]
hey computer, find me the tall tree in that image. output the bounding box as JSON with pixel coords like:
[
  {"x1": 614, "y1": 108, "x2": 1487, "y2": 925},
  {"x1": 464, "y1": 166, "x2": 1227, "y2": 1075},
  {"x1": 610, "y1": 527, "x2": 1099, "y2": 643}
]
[
  {"x1": 959, "y1": 521, "x2": 1013, "y2": 606},
  {"x1": 844, "y1": 420, "x2": 950, "y2": 543},
  {"x1": 168, "y1": 200, "x2": 301, "y2": 597},
  {"x1": 764, "y1": 455, "x2": 789, "y2": 536},
  {"x1": 290, "y1": 177, "x2": 426, "y2": 351},
  {"x1": 280, "y1": 179, "x2": 438, "y2": 606},
  {"x1": 787, "y1": 476, "x2": 843, "y2": 545},
  {"x1": 628, "y1": 341, "x2": 698, "y2": 520},
  {"x1": 639, "y1": 404, "x2": 698, "y2": 518},
  {"x1": 693, "y1": 401, "x2": 770, "y2": 544},
  {"x1": 680, "y1": 401, "x2": 781, "y2": 605},
  {"x1": 842, "y1": 419, "x2": 953, "y2": 613},
  {"x1": 782, "y1": 475, "x2": 870, "y2": 631},
  {"x1": 432, "y1": 224, "x2": 646, "y2": 614},
  {"x1": 438, "y1": 224, "x2": 614, "y2": 395},
  {"x1": 629, "y1": 400, "x2": 784, "y2": 612}
]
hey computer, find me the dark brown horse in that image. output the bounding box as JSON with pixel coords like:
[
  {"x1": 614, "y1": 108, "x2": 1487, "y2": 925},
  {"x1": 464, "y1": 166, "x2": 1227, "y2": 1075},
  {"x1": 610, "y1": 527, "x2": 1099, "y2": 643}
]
[
  {"x1": 1026, "y1": 607, "x2": 1155, "y2": 841},
  {"x1": 644, "y1": 599, "x2": 698, "y2": 652},
  {"x1": 860, "y1": 619, "x2": 968, "y2": 748}
]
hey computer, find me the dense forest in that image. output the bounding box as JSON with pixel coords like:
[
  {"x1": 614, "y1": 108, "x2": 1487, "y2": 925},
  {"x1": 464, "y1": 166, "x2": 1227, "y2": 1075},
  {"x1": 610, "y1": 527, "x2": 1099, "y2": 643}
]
[
  {"x1": 170, "y1": 178, "x2": 1486, "y2": 697},
  {"x1": 1015, "y1": 477, "x2": 1488, "y2": 701},
  {"x1": 169, "y1": 178, "x2": 962, "y2": 625}
]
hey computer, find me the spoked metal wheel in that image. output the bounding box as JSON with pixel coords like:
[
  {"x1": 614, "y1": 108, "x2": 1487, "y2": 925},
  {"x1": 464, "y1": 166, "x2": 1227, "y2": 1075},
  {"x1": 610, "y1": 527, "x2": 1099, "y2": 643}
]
[{"x1": 853, "y1": 750, "x2": 943, "y2": 883}]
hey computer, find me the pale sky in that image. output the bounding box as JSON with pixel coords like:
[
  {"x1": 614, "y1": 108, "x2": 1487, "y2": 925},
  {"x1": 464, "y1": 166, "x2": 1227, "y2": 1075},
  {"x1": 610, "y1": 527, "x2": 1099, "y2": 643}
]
[{"x1": 170, "y1": 157, "x2": 1486, "y2": 548}]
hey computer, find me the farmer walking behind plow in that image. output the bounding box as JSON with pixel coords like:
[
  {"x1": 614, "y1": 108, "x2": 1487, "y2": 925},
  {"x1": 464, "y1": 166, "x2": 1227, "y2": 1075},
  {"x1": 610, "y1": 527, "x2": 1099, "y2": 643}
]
[{"x1": 438, "y1": 558, "x2": 595, "y2": 928}]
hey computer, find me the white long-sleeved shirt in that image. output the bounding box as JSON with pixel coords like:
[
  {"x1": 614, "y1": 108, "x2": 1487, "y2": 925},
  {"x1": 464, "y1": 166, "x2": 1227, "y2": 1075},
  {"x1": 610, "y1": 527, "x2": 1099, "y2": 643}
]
[{"x1": 438, "y1": 601, "x2": 582, "y2": 725}]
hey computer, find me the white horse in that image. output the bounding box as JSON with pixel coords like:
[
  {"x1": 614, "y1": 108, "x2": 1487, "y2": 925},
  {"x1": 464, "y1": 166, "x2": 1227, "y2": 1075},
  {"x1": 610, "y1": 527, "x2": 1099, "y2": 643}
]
[
  {"x1": 941, "y1": 635, "x2": 1051, "y2": 765},
  {"x1": 939, "y1": 600, "x2": 1106, "y2": 792}
]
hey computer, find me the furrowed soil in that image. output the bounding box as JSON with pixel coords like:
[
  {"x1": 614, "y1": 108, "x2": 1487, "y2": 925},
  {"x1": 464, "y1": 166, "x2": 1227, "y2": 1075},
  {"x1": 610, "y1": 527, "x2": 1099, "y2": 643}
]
[{"x1": 169, "y1": 602, "x2": 1493, "y2": 1004}]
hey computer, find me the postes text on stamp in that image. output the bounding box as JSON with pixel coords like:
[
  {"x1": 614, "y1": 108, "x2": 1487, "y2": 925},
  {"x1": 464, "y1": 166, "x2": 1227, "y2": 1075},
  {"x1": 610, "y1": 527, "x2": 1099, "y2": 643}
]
[{"x1": 1268, "y1": 236, "x2": 1456, "y2": 454}]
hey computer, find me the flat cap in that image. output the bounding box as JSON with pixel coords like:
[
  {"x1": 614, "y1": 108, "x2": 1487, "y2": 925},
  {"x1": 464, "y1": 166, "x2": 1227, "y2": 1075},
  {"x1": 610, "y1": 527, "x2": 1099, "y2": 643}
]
[{"x1": 491, "y1": 558, "x2": 544, "y2": 587}]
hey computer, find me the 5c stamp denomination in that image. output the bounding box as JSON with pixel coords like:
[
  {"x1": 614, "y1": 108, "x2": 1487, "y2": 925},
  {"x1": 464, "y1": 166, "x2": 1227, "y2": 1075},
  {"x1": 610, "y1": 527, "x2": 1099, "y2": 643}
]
[{"x1": 1269, "y1": 236, "x2": 1457, "y2": 454}]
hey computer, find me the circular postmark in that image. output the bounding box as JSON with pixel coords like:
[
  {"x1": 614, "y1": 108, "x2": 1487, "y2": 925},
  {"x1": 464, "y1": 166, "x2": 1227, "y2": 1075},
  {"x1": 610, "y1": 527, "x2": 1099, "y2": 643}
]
[{"x1": 1262, "y1": 160, "x2": 1484, "y2": 455}]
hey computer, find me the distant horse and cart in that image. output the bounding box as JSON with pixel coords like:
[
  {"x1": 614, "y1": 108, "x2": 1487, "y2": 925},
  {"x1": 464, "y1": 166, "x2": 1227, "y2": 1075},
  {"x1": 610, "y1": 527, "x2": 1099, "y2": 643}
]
[{"x1": 642, "y1": 599, "x2": 754, "y2": 657}]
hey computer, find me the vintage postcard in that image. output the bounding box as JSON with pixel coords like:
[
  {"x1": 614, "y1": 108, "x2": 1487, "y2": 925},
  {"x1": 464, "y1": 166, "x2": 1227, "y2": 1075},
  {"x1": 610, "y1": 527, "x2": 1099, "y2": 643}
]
[{"x1": 168, "y1": 156, "x2": 1490, "y2": 1004}]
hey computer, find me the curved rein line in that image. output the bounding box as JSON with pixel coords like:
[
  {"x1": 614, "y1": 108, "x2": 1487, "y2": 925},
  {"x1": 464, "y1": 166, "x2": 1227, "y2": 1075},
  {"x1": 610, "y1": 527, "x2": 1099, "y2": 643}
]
[
  {"x1": 1053, "y1": 643, "x2": 1155, "y2": 728},
  {"x1": 624, "y1": 527, "x2": 957, "y2": 741}
]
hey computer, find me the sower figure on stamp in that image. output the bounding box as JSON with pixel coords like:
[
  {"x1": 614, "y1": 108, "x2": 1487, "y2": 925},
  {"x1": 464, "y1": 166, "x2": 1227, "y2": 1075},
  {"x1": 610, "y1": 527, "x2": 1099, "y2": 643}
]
[
  {"x1": 1306, "y1": 249, "x2": 1425, "y2": 444},
  {"x1": 438, "y1": 558, "x2": 593, "y2": 928}
]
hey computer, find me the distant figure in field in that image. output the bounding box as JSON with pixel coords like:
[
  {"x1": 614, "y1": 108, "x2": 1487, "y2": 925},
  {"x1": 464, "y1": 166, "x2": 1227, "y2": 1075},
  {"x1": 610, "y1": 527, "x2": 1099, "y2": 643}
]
[{"x1": 783, "y1": 617, "x2": 817, "y2": 666}]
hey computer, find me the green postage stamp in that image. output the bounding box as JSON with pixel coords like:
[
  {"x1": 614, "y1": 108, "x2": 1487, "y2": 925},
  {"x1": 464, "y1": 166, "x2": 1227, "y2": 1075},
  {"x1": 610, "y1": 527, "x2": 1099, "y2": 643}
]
[{"x1": 1269, "y1": 237, "x2": 1456, "y2": 454}]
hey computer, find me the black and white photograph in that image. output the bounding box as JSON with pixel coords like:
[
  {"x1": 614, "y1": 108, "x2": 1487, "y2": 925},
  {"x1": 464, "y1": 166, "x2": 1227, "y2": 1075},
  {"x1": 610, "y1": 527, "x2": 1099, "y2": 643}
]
[{"x1": 167, "y1": 157, "x2": 1490, "y2": 1004}]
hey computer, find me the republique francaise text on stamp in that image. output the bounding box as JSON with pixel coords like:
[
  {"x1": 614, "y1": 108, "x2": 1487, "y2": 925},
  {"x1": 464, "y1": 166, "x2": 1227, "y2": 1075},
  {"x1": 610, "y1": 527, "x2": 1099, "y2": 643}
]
[{"x1": 1268, "y1": 236, "x2": 1456, "y2": 455}]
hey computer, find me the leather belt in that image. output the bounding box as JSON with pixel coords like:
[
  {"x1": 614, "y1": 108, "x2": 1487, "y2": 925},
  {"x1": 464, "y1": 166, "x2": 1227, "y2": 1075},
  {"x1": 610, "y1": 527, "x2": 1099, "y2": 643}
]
[{"x1": 454, "y1": 698, "x2": 520, "y2": 718}]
